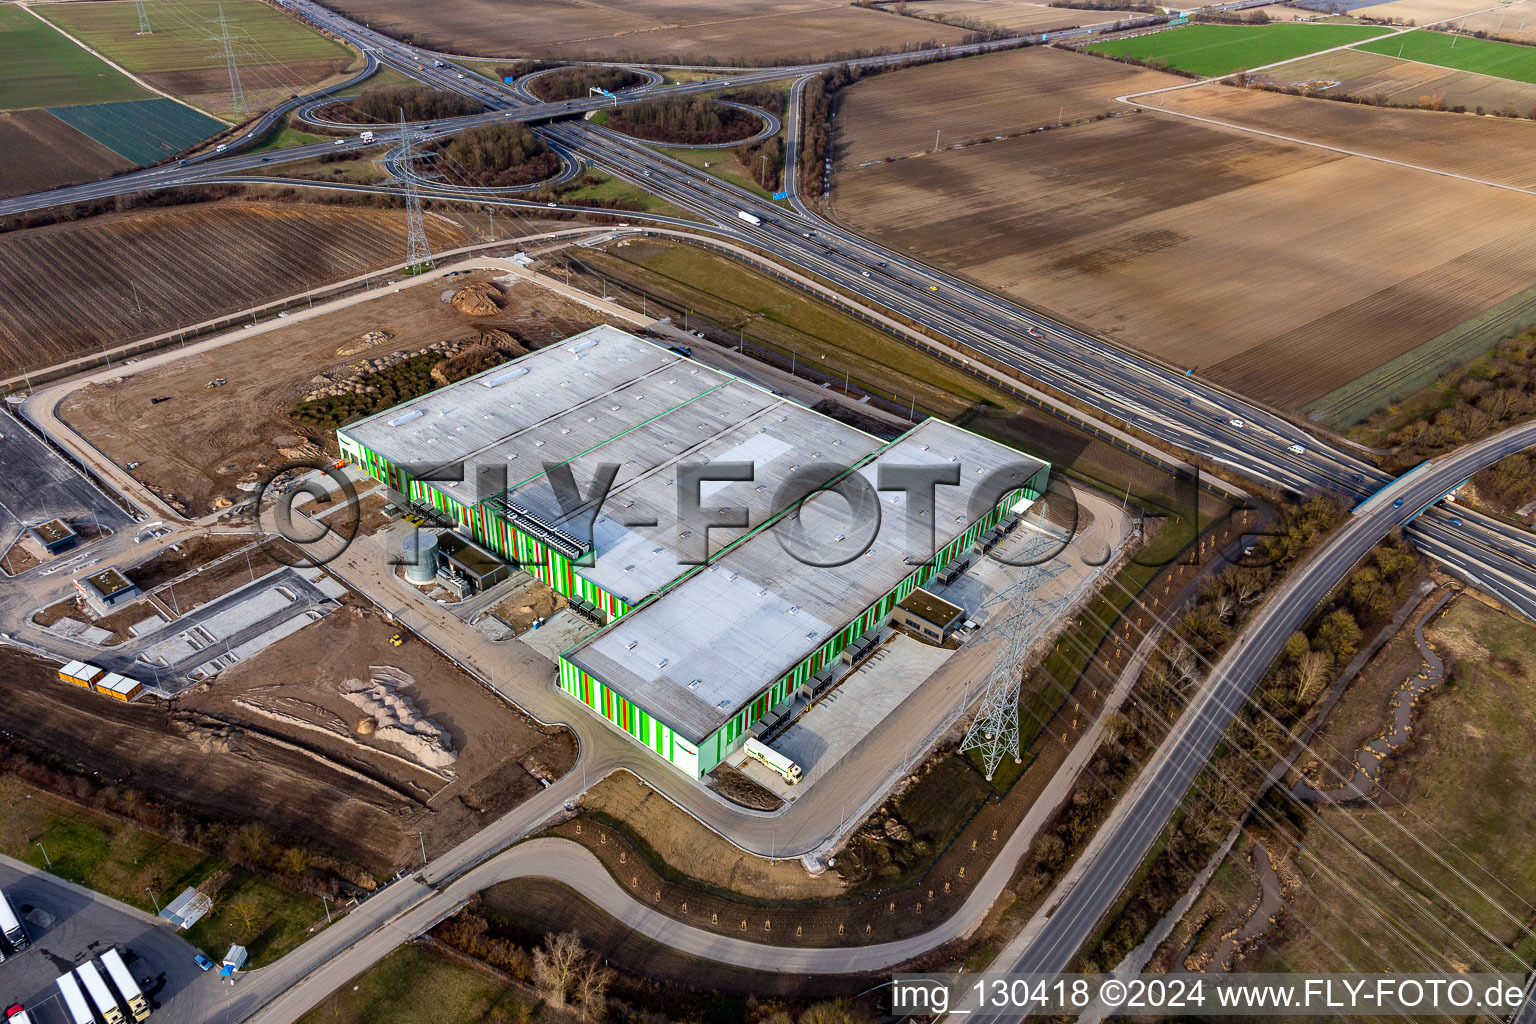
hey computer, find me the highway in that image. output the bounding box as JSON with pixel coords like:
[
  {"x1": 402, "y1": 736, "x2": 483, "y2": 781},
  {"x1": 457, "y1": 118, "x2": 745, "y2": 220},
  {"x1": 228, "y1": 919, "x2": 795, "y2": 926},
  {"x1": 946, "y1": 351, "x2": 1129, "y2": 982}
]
[
  {"x1": 961, "y1": 418, "x2": 1536, "y2": 1019},
  {"x1": 3, "y1": 0, "x2": 1536, "y2": 1011}
]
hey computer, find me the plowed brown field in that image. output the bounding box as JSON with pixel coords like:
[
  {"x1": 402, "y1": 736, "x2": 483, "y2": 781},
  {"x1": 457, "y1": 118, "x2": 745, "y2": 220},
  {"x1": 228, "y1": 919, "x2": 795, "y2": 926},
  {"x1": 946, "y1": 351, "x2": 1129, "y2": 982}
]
[
  {"x1": 59, "y1": 270, "x2": 601, "y2": 516},
  {"x1": 0, "y1": 108, "x2": 132, "y2": 198},
  {"x1": 834, "y1": 45, "x2": 1186, "y2": 167},
  {"x1": 833, "y1": 60, "x2": 1536, "y2": 409},
  {"x1": 319, "y1": 0, "x2": 967, "y2": 62},
  {"x1": 1142, "y1": 84, "x2": 1536, "y2": 189},
  {"x1": 897, "y1": 0, "x2": 1142, "y2": 32},
  {"x1": 0, "y1": 201, "x2": 467, "y2": 378}
]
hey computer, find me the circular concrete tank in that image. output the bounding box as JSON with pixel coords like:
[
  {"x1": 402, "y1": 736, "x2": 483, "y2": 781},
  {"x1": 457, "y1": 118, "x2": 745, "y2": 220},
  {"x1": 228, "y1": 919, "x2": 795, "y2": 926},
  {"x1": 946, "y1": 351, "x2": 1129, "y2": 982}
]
[{"x1": 401, "y1": 531, "x2": 440, "y2": 584}]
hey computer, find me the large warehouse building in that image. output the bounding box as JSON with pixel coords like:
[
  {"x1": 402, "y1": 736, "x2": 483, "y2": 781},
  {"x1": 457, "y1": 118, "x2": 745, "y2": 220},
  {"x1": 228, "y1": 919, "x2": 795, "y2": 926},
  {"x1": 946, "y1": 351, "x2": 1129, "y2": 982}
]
[{"x1": 339, "y1": 326, "x2": 1050, "y2": 779}]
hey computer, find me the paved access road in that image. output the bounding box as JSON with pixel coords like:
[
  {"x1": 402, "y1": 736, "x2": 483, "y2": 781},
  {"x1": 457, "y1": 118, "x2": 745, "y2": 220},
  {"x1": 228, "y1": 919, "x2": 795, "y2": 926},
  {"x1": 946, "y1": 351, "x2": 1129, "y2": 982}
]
[{"x1": 0, "y1": 857, "x2": 215, "y2": 1024}]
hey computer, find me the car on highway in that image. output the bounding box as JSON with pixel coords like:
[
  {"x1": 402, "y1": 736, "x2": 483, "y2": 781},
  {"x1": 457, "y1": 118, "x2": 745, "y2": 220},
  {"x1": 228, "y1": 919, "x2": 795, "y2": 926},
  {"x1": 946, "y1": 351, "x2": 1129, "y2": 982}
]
[
  {"x1": 1229, "y1": 418, "x2": 1244, "y2": 427},
  {"x1": 928, "y1": 285, "x2": 938, "y2": 291},
  {"x1": 546, "y1": 202, "x2": 557, "y2": 207},
  {"x1": 1449, "y1": 517, "x2": 1464, "y2": 526},
  {"x1": 334, "y1": 138, "x2": 345, "y2": 145},
  {"x1": 860, "y1": 270, "x2": 870, "y2": 277},
  {"x1": 194, "y1": 954, "x2": 214, "y2": 971},
  {"x1": 1287, "y1": 443, "x2": 1306, "y2": 454},
  {"x1": 1392, "y1": 498, "x2": 1405, "y2": 509}
]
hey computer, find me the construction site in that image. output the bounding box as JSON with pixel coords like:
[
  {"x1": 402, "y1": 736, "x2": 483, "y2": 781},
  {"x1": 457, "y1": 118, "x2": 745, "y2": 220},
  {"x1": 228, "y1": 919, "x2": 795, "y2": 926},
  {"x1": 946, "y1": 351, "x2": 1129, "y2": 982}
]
[{"x1": 335, "y1": 322, "x2": 1134, "y2": 794}]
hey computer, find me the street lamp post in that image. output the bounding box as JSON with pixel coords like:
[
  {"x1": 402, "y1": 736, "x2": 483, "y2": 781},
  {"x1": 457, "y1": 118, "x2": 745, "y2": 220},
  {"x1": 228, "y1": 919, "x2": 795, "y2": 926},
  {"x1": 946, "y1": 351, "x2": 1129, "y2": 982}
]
[
  {"x1": 321, "y1": 894, "x2": 332, "y2": 924},
  {"x1": 35, "y1": 842, "x2": 51, "y2": 869},
  {"x1": 146, "y1": 885, "x2": 159, "y2": 913}
]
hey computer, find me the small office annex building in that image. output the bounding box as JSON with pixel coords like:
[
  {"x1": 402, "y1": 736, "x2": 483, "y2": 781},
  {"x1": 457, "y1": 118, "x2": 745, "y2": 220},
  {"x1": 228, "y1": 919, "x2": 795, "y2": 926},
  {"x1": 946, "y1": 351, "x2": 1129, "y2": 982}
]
[{"x1": 339, "y1": 326, "x2": 1050, "y2": 779}]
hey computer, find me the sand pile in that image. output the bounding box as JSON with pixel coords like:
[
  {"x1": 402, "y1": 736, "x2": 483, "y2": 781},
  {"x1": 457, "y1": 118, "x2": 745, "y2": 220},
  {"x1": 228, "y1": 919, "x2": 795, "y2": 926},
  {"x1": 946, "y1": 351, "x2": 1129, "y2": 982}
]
[
  {"x1": 340, "y1": 666, "x2": 457, "y2": 770},
  {"x1": 450, "y1": 282, "x2": 502, "y2": 315}
]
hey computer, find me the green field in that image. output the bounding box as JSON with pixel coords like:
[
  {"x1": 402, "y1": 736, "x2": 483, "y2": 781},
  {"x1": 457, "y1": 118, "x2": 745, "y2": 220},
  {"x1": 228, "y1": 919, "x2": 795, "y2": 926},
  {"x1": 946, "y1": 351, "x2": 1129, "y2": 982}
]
[
  {"x1": 37, "y1": 0, "x2": 350, "y2": 74},
  {"x1": 0, "y1": 782, "x2": 322, "y2": 966},
  {"x1": 1358, "y1": 30, "x2": 1536, "y2": 84},
  {"x1": 298, "y1": 945, "x2": 535, "y2": 1024},
  {"x1": 0, "y1": 5, "x2": 149, "y2": 110},
  {"x1": 50, "y1": 98, "x2": 225, "y2": 164},
  {"x1": 1084, "y1": 23, "x2": 1392, "y2": 77}
]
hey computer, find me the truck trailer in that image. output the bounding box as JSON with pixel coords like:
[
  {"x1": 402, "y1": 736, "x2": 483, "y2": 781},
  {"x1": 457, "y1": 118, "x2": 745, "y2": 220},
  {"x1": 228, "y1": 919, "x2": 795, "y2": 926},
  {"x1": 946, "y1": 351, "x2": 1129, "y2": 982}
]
[
  {"x1": 77, "y1": 960, "x2": 126, "y2": 1024},
  {"x1": 55, "y1": 973, "x2": 95, "y2": 1024},
  {"x1": 742, "y1": 737, "x2": 802, "y2": 784},
  {"x1": 0, "y1": 889, "x2": 27, "y2": 952},
  {"x1": 101, "y1": 949, "x2": 151, "y2": 1022},
  {"x1": 736, "y1": 211, "x2": 761, "y2": 227},
  {"x1": 359, "y1": 130, "x2": 376, "y2": 142}
]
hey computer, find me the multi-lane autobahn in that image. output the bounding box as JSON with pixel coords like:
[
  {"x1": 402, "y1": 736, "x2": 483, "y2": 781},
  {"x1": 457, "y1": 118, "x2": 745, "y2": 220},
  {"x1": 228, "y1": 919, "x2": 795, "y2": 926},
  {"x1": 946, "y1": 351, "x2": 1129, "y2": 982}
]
[{"x1": 5, "y1": 0, "x2": 1536, "y2": 1011}]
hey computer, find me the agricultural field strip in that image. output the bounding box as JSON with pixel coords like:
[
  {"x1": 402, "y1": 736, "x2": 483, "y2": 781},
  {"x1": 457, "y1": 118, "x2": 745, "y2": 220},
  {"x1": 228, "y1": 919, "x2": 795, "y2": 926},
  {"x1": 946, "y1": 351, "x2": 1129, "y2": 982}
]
[
  {"x1": 1097, "y1": 7, "x2": 1533, "y2": 195},
  {"x1": 1356, "y1": 29, "x2": 1536, "y2": 84},
  {"x1": 1121, "y1": 88, "x2": 1536, "y2": 197},
  {"x1": 16, "y1": 2, "x2": 227, "y2": 122},
  {"x1": 1367, "y1": 50, "x2": 1536, "y2": 85}
]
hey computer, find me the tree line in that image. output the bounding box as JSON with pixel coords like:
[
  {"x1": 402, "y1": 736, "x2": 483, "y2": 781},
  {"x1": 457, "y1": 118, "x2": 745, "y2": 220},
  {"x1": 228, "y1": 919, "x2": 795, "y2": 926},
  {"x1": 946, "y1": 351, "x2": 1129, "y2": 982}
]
[
  {"x1": 325, "y1": 84, "x2": 480, "y2": 125},
  {"x1": 605, "y1": 97, "x2": 762, "y2": 145}
]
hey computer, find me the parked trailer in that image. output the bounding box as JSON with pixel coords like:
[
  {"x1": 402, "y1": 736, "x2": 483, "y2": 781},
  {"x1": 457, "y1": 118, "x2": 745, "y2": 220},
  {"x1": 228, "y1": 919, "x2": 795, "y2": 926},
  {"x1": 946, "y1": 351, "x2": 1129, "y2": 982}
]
[
  {"x1": 736, "y1": 211, "x2": 761, "y2": 227},
  {"x1": 0, "y1": 889, "x2": 27, "y2": 951},
  {"x1": 55, "y1": 973, "x2": 95, "y2": 1024},
  {"x1": 101, "y1": 949, "x2": 151, "y2": 1022},
  {"x1": 742, "y1": 737, "x2": 802, "y2": 784},
  {"x1": 77, "y1": 960, "x2": 126, "y2": 1024}
]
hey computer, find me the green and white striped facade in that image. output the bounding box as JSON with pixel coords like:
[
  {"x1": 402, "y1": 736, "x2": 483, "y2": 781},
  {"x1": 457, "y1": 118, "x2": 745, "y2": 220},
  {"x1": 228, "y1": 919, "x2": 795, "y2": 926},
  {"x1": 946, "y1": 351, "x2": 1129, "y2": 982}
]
[{"x1": 336, "y1": 326, "x2": 1049, "y2": 781}]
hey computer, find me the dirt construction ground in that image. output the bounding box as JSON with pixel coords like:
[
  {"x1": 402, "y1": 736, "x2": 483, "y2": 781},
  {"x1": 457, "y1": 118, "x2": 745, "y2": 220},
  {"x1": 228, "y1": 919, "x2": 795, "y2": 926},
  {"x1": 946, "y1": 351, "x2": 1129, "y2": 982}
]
[
  {"x1": 831, "y1": 50, "x2": 1536, "y2": 409},
  {"x1": 59, "y1": 269, "x2": 603, "y2": 518},
  {"x1": 320, "y1": 0, "x2": 968, "y2": 61},
  {"x1": 0, "y1": 200, "x2": 469, "y2": 380},
  {"x1": 0, "y1": 619, "x2": 571, "y2": 872}
]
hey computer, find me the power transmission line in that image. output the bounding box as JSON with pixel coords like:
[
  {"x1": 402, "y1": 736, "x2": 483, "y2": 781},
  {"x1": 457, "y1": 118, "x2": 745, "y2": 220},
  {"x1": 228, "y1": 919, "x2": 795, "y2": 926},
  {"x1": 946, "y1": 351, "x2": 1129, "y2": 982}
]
[
  {"x1": 134, "y1": 0, "x2": 152, "y2": 35},
  {"x1": 207, "y1": 5, "x2": 249, "y2": 117}
]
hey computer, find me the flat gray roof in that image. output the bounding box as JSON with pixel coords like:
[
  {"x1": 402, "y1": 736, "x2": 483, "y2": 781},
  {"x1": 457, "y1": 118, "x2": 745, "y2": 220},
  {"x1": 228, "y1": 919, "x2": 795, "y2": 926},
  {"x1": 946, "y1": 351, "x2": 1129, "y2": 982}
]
[
  {"x1": 567, "y1": 419, "x2": 1046, "y2": 742},
  {"x1": 340, "y1": 326, "x2": 884, "y2": 605}
]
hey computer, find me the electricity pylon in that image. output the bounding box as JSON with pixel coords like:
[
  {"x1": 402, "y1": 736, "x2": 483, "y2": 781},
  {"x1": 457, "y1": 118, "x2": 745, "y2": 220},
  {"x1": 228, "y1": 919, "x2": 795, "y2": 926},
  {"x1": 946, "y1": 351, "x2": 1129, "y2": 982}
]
[
  {"x1": 399, "y1": 112, "x2": 435, "y2": 273},
  {"x1": 208, "y1": 6, "x2": 249, "y2": 118},
  {"x1": 135, "y1": 0, "x2": 152, "y2": 35},
  {"x1": 960, "y1": 528, "x2": 1070, "y2": 780}
]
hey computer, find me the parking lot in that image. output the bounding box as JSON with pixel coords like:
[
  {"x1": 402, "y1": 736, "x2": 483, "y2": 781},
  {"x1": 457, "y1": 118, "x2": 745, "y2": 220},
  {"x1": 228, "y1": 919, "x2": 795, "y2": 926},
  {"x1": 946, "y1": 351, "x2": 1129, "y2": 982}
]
[
  {"x1": 0, "y1": 414, "x2": 130, "y2": 541},
  {"x1": 0, "y1": 859, "x2": 215, "y2": 1024}
]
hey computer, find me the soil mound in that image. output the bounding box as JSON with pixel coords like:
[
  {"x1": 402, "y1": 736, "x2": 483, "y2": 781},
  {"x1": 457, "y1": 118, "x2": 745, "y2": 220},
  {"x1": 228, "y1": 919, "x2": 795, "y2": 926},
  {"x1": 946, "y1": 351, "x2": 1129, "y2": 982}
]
[{"x1": 450, "y1": 282, "x2": 503, "y2": 316}]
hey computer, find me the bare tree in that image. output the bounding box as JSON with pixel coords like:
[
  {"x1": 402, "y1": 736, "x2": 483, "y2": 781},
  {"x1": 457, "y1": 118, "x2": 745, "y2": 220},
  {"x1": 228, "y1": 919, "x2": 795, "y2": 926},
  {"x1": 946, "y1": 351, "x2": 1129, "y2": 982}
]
[
  {"x1": 1293, "y1": 649, "x2": 1332, "y2": 706},
  {"x1": 574, "y1": 959, "x2": 615, "y2": 1021},
  {"x1": 532, "y1": 931, "x2": 588, "y2": 1008}
]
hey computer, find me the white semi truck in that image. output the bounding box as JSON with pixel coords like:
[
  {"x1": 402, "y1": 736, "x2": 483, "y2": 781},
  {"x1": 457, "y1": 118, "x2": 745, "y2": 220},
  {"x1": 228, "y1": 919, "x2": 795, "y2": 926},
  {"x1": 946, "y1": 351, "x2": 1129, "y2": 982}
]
[
  {"x1": 101, "y1": 949, "x2": 152, "y2": 1022},
  {"x1": 77, "y1": 960, "x2": 126, "y2": 1024},
  {"x1": 55, "y1": 973, "x2": 95, "y2": 1024},
  {"x1": 737, "y1": 210, "x2": 761, "y2": 227},
  {"x1": 743, "y1": 737, "x2": 802, "y2": 784},
  {"x1": 0, "y1": 889, "x2": 26, "y2": 953}
]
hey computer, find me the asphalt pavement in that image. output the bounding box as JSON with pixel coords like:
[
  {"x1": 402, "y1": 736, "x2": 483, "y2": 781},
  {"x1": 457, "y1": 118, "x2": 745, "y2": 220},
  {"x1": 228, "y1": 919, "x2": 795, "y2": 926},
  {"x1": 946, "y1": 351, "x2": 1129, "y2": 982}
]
[{"x1": 0, "y1": 857, "x2": 214, "y2": 1024}]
